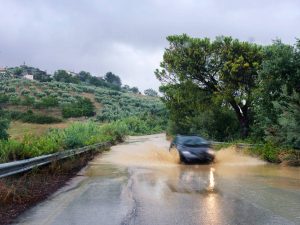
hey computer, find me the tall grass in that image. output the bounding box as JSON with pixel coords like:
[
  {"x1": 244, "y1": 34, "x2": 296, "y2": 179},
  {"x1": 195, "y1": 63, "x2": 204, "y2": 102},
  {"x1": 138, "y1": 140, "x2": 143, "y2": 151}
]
[
  {"x1": 0, "y1": 121, "x2": 128, "y2": 163},
  {"x1": 0, "y1": 115, "x2": 166, "y2": 163}
]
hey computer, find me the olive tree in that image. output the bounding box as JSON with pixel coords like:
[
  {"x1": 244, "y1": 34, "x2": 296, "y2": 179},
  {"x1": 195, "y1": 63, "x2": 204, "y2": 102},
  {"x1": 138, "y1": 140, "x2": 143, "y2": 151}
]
[{"x1": 156, "y1": 34, "x2": 263, "y2": 137}]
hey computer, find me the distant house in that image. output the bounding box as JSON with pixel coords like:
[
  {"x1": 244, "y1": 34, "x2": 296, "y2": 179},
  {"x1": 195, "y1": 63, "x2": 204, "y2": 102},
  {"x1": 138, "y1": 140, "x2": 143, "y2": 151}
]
[
  {"x1": 0, "y1": 67, "x2": 6, "y2": 74},
  {"x1": 66, "y1": 71, "x2": 78, "y2": 77},
  {"x1": 24, "y1": 74, "x2": 34, "y2": 80}
]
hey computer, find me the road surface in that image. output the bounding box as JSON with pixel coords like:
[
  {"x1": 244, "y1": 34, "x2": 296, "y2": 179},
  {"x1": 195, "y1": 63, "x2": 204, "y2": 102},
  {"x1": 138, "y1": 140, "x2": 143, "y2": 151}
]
[{"x1": 15, "y1": 134, "x2": 300, "y2": 225}]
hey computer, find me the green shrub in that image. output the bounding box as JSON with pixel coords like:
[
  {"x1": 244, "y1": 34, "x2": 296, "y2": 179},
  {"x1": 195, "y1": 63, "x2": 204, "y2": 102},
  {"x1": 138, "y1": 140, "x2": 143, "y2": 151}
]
[
  {"x1": 0, "y1": 117, "x2": 10, "y2": 140},
  {"x1": 22, "y1": 96, "x2": 35, "y2": 106},
  {"x1": 0, "y1": 94, "x2": 9, "y2": 103},
  {"x1": 9, "y1": 95, "x2": 21, "y2": 105},
  {"x1": 247, "y1": 143, "x2": 281, "y2": 163},
  {"x1": 99, "y1": 121, "x2": 129, "y2": 143},
  {"x1": 62, "y1": 98, "x2": 95, "y2": 118},
  {"x1": 0, "y1": 140, "x2": 23, "y2": 162},
  {"x1": 63, "y1": 122, "x2": 102, "y2": 148},
  {"x1": 8, "y1": 110, "x2": 62, "y2": 124},
  {"x1": 39, "y1": 96, "x2": 59, "y2": 107}
]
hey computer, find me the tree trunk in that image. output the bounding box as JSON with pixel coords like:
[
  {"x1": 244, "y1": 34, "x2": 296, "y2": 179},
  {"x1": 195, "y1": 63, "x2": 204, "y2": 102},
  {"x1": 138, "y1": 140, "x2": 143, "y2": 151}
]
[
  {"x1": 229, "y1": 100, "x2": 250, "y2": 138},
  {"x1": 239, "y1": 116, "x2": 249, "y2": 138}
]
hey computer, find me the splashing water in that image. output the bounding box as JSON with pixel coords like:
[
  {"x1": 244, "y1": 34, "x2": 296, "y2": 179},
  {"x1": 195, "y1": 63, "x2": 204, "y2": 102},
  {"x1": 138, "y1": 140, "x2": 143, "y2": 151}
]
[
  {"x1": 215, "y1": 146, "x2": 266, "y2": 166},
  {"x1": 99, "y1": 135, "x2": 180, "y2": 167}
]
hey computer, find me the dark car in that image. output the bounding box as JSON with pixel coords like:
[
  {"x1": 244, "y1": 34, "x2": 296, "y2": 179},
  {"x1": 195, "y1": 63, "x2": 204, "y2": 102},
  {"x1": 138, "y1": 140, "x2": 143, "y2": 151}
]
[{"x1": 170, "y1": 135, "x2": 215, "y2": 163}]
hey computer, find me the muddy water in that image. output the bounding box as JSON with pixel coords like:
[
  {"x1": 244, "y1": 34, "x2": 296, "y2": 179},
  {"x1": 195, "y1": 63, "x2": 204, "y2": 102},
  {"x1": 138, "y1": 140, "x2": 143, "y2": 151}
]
[{"x1": 16, "y1": 134, "x2": 300, "y2": 225}]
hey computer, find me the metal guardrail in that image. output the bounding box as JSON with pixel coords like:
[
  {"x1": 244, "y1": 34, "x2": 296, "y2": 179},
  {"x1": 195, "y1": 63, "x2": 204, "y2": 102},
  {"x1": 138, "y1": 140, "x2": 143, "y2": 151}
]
[
  {"x1": 0, "y1": 142, "x2": 111, "y2": 179},
  {"x1": 211, "y1": 141, "x2": 256, "y2": 148}
]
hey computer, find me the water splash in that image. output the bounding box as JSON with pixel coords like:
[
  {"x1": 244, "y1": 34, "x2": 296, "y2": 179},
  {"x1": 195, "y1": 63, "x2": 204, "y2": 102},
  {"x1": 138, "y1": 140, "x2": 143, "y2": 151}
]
[
  {"x1": 99, "y1": 135, "x2": 180, "y2": 167},
  {"x1": 215, "y1": 146, "x2": 266, "y2": 166}
]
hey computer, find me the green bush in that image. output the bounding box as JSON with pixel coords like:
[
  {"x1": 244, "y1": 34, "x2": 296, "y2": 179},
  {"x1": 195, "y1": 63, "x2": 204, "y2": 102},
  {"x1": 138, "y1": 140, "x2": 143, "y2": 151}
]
[
  {"x1": 62, "y1": 98, "x2": 95, "y2": 118},
  {"x1": 0, "y1": 117, "x2": 10, "y2": 140},
  {"x1": 8, "y1": 110, "x2": 62, "y2": 124},
  {"x1": 0, "y1": 139, "x2": 23, "y2": 162},
  {"x1": 22, "y1": 96, "x2": 35, "y2": 106},
  {"x1": 99, "y1": 121, "x2": 129, "y2": 143},
  {"x1": 9, "y1": 95, "x2": 21, "y2": 105},
  {"x1": 120, "y1": 116, "x2": 166, "y2": 135},
  {"x1": 39, "y1": 96, "x2": 59, "y2": 108},
  {"x1": 0, "y1": 94, "x2": 9, "y2": 103},
  {"x1": 247, "y1": 143, "x2": 281, "y2": 163}
]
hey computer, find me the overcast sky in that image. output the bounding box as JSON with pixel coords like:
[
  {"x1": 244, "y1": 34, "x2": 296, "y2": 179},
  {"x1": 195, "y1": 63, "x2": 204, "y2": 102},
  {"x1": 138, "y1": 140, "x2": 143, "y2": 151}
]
[{"x1": 1, "y1": 0, "x2": 300, "y2": 91}]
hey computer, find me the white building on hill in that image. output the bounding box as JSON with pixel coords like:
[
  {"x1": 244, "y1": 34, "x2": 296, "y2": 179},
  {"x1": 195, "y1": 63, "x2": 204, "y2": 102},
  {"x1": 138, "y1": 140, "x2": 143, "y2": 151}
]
[
  {"x1": 0, "y1": 67, "x2": 6, "y2": 74},
  {"x1": 24, "y1": 74, "x2": 34, "y2": 80}
]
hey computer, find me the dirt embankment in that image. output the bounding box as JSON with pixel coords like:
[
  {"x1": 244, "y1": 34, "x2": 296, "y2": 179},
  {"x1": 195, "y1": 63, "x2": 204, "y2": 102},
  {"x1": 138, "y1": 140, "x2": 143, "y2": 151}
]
[{"x1": 0, "y1": 149, "x2": 104, "y2": 225}]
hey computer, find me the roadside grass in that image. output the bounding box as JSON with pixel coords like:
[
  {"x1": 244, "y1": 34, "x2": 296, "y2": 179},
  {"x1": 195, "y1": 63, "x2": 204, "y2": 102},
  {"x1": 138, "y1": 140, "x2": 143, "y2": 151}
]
[
  {"x1": 0, "y1": 121, "x2": 127, "y2": 163},
  {"x1": 1, "y1": 116, "x2": 166, "y2": 163},
  {"x1": 8, "y1": 121, "x2": 70, "y2": 140}
]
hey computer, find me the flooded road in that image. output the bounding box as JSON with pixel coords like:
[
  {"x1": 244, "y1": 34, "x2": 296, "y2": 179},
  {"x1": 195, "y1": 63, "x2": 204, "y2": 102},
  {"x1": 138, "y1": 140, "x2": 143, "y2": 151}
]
[{"x1": 16, "y1": 134, "x2": 300, "y2": 225}]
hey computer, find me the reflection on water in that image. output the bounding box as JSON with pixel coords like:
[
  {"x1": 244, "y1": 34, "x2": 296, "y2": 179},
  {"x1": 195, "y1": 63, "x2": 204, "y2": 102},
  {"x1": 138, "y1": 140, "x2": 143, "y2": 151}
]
[
  {"x1": 202, "y1": 167, "x2": 220, "y2": 224},
  {"x1": 207, "y1": 167, "x2": 215, "y2": 192},
  {"x1": 202, "y1": 191, "x2": 221, "y2": 225}
]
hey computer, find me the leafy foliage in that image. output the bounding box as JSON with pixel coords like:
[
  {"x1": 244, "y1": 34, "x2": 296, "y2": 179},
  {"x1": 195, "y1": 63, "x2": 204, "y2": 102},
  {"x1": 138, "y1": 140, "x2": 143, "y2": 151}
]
[
  {"x1": 95, "y1": 89, "x2": 166, "y2": 122},
  {"x1": 144, "y1": 88, "x2": 158, "y2": 97},
  {"x1": 156, "y1": 34, "x2": 300, "y2": 157},
  {"x1": 160, "y1": 81, "x2": 239, "y2": 141},
  {"x1": 8, "y1": 110, "x2": 62, "y2": 124},
  {"x1": 0, "y1": 78, "x2": 166, "y2": 123},
  {"x1": 252, "y1": 40, "x2": 300, "y2": 148},
  {"x1": 0, "y1": 111, "x2": 10, "y2": 140},
  {"x1": 104, "y1": 72, "x2": 122, "y2": 87},
  {"x1": 156, "y1": 34, "x2": 263, "y2": 137},
  {"x1": 53, "y1": 70, "x2": 80, "y2": 84},
  {"x1": 62, "y1": 98, "x2": 95, "y2": 118}
]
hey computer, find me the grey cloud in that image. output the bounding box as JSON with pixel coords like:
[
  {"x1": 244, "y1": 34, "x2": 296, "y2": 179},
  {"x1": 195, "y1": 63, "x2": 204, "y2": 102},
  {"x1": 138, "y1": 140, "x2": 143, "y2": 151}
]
[{"x1": 0, "y1": 0, "x2": 300, "y2": 91}]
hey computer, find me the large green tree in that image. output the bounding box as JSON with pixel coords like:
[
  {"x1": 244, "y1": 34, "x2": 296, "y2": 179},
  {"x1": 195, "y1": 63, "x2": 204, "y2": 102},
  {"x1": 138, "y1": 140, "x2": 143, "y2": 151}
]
[
  {"x1": 144, "y1": 88, "x2": 158, "y2": 97},
  {"x1": 160, "y1": 81, "x2": 239, "y2": 140},
  {"x1": 53, "y1": 70, "x2": 80, "y2": 84},
  {"x1": 156, "y1": 34, "x2": 263, "y2": 137},
  {"x1": 253, "y1": 40, "x2": 300, "y2": 147},
  {"x1": 104, "y1": 72, "x2": 122, "y2": 87}
]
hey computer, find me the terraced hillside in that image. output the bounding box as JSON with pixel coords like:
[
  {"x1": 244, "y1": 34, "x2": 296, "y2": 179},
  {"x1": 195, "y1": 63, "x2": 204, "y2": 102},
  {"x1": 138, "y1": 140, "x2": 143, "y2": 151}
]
[{"x1": 0, "y1": 77, "x2": 166, "y2": 120}]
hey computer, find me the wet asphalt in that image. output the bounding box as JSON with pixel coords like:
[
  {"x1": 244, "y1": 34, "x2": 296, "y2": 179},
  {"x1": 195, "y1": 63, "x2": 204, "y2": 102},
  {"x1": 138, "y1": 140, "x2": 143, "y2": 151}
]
[{"x1": 15, "y1": 134, "x2": 300, "y2": 225}]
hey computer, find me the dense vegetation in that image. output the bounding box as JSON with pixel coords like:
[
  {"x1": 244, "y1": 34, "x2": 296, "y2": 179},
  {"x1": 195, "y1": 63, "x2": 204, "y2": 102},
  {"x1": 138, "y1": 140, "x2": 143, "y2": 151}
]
[
  {"x1": 4, "y1": 65, "x2": 140, "y2": 92},
  {"x1": 0, "y1": 77, "x2": 166, "y2": 123},
  {"x1": 0, "y1": 110, "x2": 10, "y2": 140},
  {"x1": 156, "y1": 35, "x2": 299, "y2": 163}
]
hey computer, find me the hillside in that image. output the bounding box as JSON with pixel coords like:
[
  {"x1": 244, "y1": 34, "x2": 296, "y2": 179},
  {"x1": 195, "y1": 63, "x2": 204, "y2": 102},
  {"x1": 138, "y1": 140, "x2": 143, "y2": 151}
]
[{"x1": 0, "y1": 76, "x2": 167, "y2": 138}]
